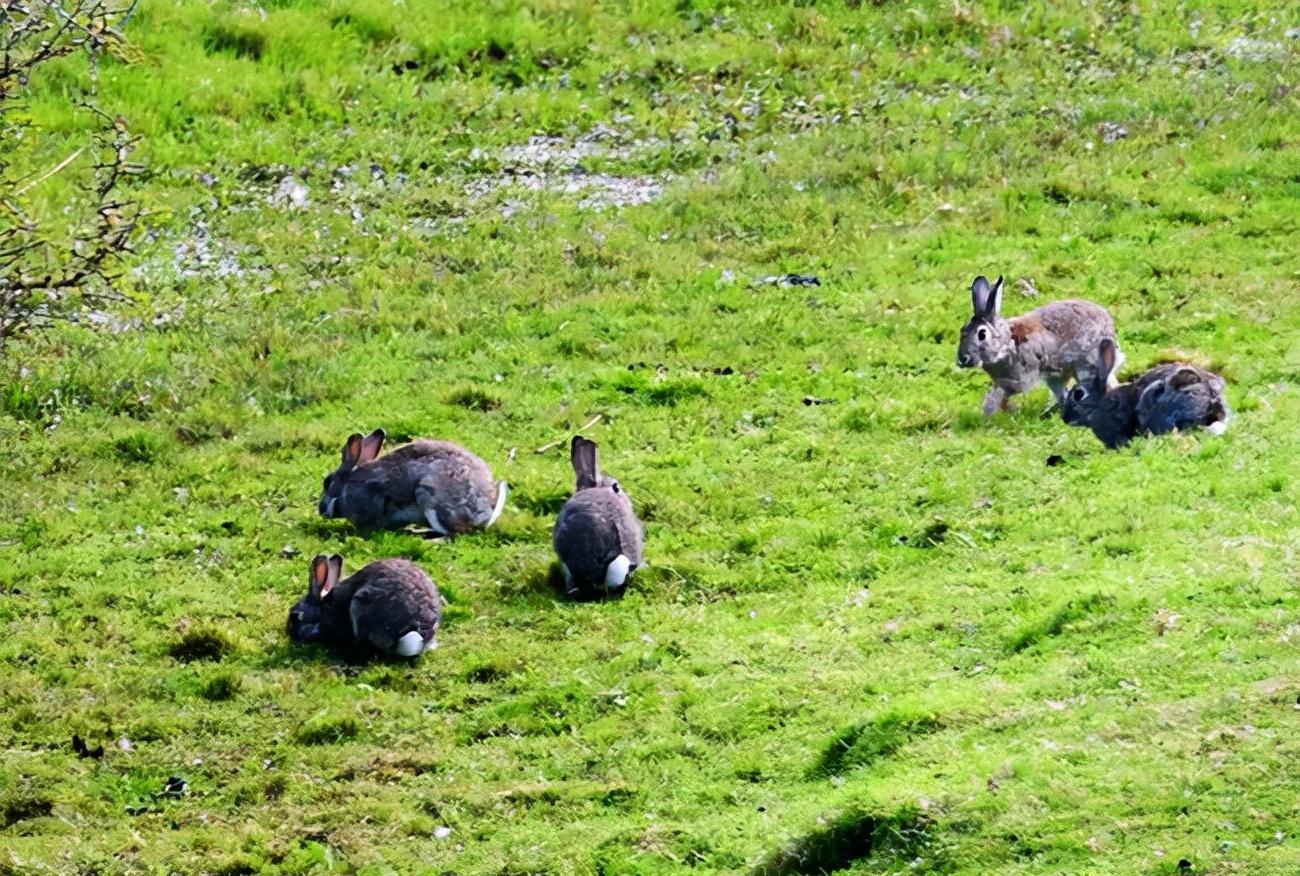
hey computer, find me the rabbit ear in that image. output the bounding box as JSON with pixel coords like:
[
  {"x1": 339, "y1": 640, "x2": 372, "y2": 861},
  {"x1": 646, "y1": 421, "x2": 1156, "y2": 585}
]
[
  {"x1": 1097, "y1": 339, "x2": 1118, "y2": 385},
  {"x1": 341, "y1": 433, "x2": 364, "y2": 471},
  {"x1": 971, "y1": 276, "x2": 992, "y2": 315},
  {"x1": 310, "y1": 555, "x2": 330, "y2": 598},
  {"x1": 971, "y1": 276, "x2": 1003, "y2": 317},
  {"x1": 359, "y1": 429, "x2": 385, "y2": 464},
  {"x1": 1169, "y1": 367, "x2": 1201, "y2": 391},
  {"x1": 321, "y1": 555, "x2": 344, "y2": 598},
  {"x1": 1139, "y1": 379, "x2": 1166, "y2": 409},
  {"x1": 571, "y1": 435, "x2": 599, "y2": 490}
]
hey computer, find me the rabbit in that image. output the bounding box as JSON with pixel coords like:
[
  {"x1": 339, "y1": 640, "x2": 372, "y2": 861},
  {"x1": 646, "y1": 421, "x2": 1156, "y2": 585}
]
[
  {"x1": 957, "y1": 274, "x2": 1124, "y2": 415},
  {"x1": 1060, "y1": 339, "x2": 1229, "y2": 448},
  {"x1": 1137, "y1": 364, "x2": 1231, "y2": 438},
  {"x1": 286, "y1": 555, "x2": 352, "y2": 647},
  {"x1": 552, "y1": 436, "x2": 644, "y2": 599},
  {"x1": 318, "y1": 429, "x2": 507, "y2": 537},
  {"x1": 287, "y1": 555, "x2": 442, "y2": 657}
]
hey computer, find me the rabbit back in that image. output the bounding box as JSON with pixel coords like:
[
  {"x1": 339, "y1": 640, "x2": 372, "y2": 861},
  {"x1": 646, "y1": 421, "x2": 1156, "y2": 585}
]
[
  {"x1": 1018, "y1": 299, "x2": 1119, "y2": 379},
  {"x1": 1138, "y1": 366, "x2": 1229, "y2": 436},
  {"x1": 336, "y1": 440, "x2": 499, "y2": 531},
  {"x1": 407, "y1": 442, "x2": 501, "y2": 532},
  {"x1": 346, "y1": 559, "x2": 442, "y2": 657},
  {"x1": 553, "y1": 489, "x2": 644, "y2": 592}
]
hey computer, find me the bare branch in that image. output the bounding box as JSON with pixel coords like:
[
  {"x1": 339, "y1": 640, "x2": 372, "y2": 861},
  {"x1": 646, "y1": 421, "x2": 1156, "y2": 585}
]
[{"x1": 0, "y1": 0, "x2": 140, "y2": 348}]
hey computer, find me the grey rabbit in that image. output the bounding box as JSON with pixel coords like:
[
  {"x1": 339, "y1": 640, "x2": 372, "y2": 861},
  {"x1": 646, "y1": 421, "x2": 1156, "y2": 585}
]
[
  {"x1": 287, "y1": 555, "x2": 442, "y2": 657},
  {"x1": 1137, "y1": 364, "x2": 1230, "y2": 438},
  {"x1": 319, "y1": 429, "x2": 506, "y2": 536},
  {"x1": 957, "y1": 275, "x2": 1124, "y2": 415},
  {"x1": 552, "y1": 436, "x2": 644, "y2": 599},
  {"x1": 1060, "y1": 338, "x2": 1230, "y2": 448}
]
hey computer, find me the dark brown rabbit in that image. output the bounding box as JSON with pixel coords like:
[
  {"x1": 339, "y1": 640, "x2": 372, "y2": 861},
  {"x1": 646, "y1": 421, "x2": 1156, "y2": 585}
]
[
  {"x1": 1060, "y1": 339, "x2": 1229, "y2": 448},
  {"x1": 288, "y1": 555, "x2": 442, "y2": 657},
  {"x1": 319, "y1": 429, "x2": 506, "y2": 536},
  {"x1": 552, "y1": 436, "x2": 644, "y2": 599}
]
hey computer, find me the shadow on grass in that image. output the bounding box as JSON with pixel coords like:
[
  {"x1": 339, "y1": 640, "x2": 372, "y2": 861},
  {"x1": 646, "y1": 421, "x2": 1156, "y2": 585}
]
[
  {"x1": 807, "y1": 708, "x2": 945, "y2": 778},
  {"x1": 752, "y1": 805, "x2": 941, "y2": 876}
]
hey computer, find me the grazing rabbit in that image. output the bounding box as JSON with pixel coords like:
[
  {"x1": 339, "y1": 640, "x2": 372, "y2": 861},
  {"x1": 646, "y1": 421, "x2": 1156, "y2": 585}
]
[
  {"x1": 286, "y1": 555, "x2": 352, "y2": 647},
  {"x1": 287, "y1": 555, "x2": 442, "y2": 657},
  {"x1": 552, "y1": 436, "x2": 644, "y2": 599},
  {"x1": 957, "y1": 275, "x2": 1123, "y2": 415},
  {"x1": 1137, "y1": 364, "x2": 1230, "y2": 438},
  {"x1": 1060, "y1": 339, "x2": 1229, "y2": 448},
  {"x1": 319, "y1": 429, "x2": 507, "y2": 537}
]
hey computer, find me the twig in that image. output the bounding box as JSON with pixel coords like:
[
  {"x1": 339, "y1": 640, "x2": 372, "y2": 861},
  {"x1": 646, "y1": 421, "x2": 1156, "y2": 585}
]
[
  {"x1": 535, "y1": 413, "x2": 603, "y2": 453},
  {"x1": 10, "y1": 145, "x2": 87, "y2": 197}
]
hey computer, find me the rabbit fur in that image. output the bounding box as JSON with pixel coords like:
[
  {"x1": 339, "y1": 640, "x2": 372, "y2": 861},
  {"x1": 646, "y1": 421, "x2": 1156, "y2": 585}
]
[
  {"x1": 552, "y1": 436, "x2": 644, "y2": 599},
  {"x1": 1060, "y1": 338, "x2": 1229, "y2": 448},
  {"x1": 319, "y1": 429, "x2": 506, "y2": 536},
  {"x1": 957, "y1": 275, "x2": 1124, "y2": 415},
  {"x1": 288, "y1": 555, "x2": 442, "y2": 657}
]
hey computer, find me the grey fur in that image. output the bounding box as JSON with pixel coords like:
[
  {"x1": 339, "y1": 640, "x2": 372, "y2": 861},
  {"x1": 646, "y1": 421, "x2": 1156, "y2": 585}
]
[
  {"x1": 287, "y1": 555, "x2": 441, "y2": 657},
  {"x1": 1137, "y1": 365, "x2": 1230, "y2": 437},
  {"x1": 1060, "y1": 339, "x2": 1229, "y2": 448},
  {"x1": 318, "y1": 429, "x2": 505, "y2": 535},
  {"x1": 957, "y1": 274, "x2": 1123, "y2": 415},
  {"x1": 552, "y1": 436, "x2": 644, "y2": 599}
]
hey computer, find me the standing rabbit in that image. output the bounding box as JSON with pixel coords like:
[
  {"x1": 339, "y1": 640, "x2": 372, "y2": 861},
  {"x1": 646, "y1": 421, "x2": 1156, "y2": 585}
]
[
  {"x1": 1060, "y1": 338, "x2": 1230, "y2": 448},
  {"x1": 287, "y1": 555, "x2": 442, "y2": 657},
  {"x1": 318, "y1": 429, "x2": 507, "y2": 537},
  {"x1": 553, "y1": 436, "x2": 644, "y2": 599},
  {"x1": 957, "y1": 275, "x2": 1124, "y2": 415}
]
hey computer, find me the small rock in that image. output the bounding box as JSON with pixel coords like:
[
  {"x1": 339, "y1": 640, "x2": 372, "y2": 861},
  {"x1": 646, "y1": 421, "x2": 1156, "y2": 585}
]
[
  {"x1": 1152, "y1": 608, "x2": 1180, "y2": 636},
  {"x1": 1099, "y1": 121, "x2": 1129, "y2": 144},
  {"x1": 280, "y1": 545, "x2": 300, "y2": 559},
  {"x1": 434, "y1": 826, "x2": 453, "y2": 839}
]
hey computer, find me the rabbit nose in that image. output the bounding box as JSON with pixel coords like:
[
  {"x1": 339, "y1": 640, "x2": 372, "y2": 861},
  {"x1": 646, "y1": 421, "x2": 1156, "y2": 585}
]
[{"x1": 957, "y1": 354, "x2": 973, "y2": 367}]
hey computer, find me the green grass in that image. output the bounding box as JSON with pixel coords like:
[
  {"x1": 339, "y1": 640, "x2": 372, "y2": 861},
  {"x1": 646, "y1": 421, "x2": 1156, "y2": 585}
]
[{"x1": 2, "y1": 0, "x2": 1300, "y2": 873}]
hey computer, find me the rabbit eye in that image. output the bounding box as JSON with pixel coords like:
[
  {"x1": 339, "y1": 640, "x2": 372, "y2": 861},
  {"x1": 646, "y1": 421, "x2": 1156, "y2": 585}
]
[
  {"x1": 1070, "y1": 387, "x2": 1087, "y2": 402},
  {"x1": 976, "y1": 327, "x2": 988, "y2": 342}
]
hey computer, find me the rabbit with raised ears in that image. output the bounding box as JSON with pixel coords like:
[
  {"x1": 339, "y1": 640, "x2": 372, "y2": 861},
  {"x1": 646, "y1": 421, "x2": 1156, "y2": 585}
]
[
  {"x1": 319, "y1": 429, "x2": 507, "y2": 537},
  {"x1": 286, "y1": 554, "x2": 351, "y2": 647},
  {"x1": 1061, "y1": 339, "x2": 1229, "y2": 448},
  {"x1": 957, "y1": 275, "x2": 1124, "y2": 415},
  {"x1": 287, "y1": 555, "x2": 442, "y2": 657},
  {"x1": 552, "y1": 436, "x2": 644, "y2": 599}
]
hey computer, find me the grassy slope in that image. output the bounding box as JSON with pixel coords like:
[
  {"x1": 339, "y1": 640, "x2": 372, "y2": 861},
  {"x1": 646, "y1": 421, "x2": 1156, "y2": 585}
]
[{"x1": 2, "y1": 1, "x2": 1299, "y2": 873}]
